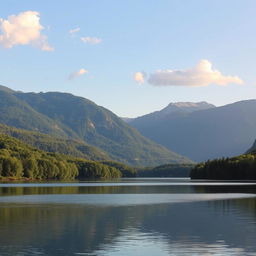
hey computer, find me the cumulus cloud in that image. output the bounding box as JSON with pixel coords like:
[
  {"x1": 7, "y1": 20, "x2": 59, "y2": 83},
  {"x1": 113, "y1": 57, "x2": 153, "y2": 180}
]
[
  {"x1": 137, "y1": 60, "x2": 243, "y2": 87},
  {"x1": 134, "y1": 72, "x2": 146, "y2": 84},
  {"x1": 0, "y1": 11, "x2": 53, "y2": 51},
  {"x1": 68, "y1": 68, "x2": 88, "y2": 80},
  {"x1": 81, "y1": 36, "x2": 102, "y2": 45},
  {"x1": 69, "y1": 27, "x2": 80, "y2": 35}
]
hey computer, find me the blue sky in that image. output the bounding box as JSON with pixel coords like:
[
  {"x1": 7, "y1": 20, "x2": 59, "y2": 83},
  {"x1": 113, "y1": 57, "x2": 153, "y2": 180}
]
[{"x1": 0, "y1": 0, "x2": 256, "y2": 117}]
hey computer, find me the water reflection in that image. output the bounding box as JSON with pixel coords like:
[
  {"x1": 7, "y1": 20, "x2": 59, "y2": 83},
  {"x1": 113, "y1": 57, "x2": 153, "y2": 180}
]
[
  {"x1": 0, "y1": 181, "x2": 255, "y2": 255},
  {"x1": 0, "y1": 193, "x2": 255, "y2": 206},
  {"x1": 0, "y1": 181, "x2": 256, "y2": 196}
]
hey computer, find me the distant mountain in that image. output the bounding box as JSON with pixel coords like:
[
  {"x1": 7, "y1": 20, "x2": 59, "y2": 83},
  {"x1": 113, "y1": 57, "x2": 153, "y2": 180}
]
[
  {"x1": 121, "y1": 117, "x2": 134, "y2": 123},
  {"x1": 0, "y1": 86, "x2": 192, "y2": 166},
  {"x1": 128, "y1": 102, "x2": 215, "y2": 125},
  {"x1": 161, "y1": 101, "x2": 215, "y2": 114},
  {"x1": 246, "y1": 140, "x2": 256, "y2": 154},
  {"x1": 130, "y1": 100, "x2": 256, "y2": 162},
  {"x1": 0, "y1": 85, "x2": 15, "y2": 93}
]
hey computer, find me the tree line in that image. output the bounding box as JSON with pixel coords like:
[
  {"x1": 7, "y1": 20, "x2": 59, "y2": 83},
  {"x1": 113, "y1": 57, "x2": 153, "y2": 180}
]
[
  {"x1": 0, "y1": 134, "x2": 123, "y2": 180},
  {"x1": 190, "y1": 154, "x2": 256, "y2": 180},
  {"x1": 137, "y1": 164, "x2": 194, "y2": 177}
]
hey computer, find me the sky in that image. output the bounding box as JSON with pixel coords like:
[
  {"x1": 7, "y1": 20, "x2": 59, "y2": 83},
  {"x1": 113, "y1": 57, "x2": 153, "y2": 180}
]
[{"x1": 0, "y1": 0, "x2": 256, "y2": 117}]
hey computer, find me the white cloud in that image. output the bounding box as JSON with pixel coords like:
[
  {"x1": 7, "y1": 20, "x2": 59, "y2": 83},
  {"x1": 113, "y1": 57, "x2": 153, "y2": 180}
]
[
  {"x1": 69, "y1": 27, "x2": 80, "y2": 35},
  {"x1": 0, "y1": 11, "x2": 53, "y2": 51},
  {"x1": 134, "y1": 72, "x2": 146, "y2": 84},
  {"x1": 68, "y1": 68, "x2": 88, "y2": 80},
  {"x1": 143, "y1": 60, "x2": 243, "y2": 87},
  {"x1": 81, "y1": 36, "x2": 102, "y2": 45}
]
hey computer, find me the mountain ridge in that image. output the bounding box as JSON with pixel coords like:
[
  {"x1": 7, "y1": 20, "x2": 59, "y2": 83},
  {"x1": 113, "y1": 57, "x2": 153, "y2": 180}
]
[
  {"x1": 0, "y1": 85, "x2": 192, "y2": 166},
  {"x1": 130, "y1": 99, "x2": 256, "y2": 162},
  {"x1": 126, "y1": 101, "x2": 215, "y2": 124}
]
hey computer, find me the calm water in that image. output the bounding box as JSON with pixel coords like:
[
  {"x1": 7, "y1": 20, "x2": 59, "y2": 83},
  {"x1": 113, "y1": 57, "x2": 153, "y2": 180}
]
[{"x1": 0, "y1": 178, "x2": 256, "y2": 256}]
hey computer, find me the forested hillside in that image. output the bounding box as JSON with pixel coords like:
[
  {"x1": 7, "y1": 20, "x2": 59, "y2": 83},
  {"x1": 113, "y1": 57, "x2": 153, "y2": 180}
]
[
  {"x1": 0, "y1": 124, "x2": 110, "y2": 161},
  {"x1": 190, "y1": 153, "x2": 256, "y2": 180},
  {"x1": 0, "y1": 87, "x2": 192, "y2": 166},
  {"x1": 0, "y1": 134, "x2": 127, "y2": 180}
]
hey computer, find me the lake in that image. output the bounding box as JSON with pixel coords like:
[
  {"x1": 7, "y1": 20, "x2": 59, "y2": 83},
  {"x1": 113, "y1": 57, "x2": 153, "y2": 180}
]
[{"x1": 0, "y1": 178, "x2": 256, "y2": 256}]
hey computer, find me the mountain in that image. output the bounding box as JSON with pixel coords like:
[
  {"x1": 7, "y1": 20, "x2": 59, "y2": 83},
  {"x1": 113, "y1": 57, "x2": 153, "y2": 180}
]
[
  {"x1": 160, "y1": 101, "x2": 215, "y2": 114},
  {"x1": 0, "y1": 85, "x2": 15, "y2": 93},
  {"x1": 246, "y1": 140, "x2": 256, "y2": 153},
  {"x1": 129, "y1": 101, "x2": 215, "y2": 125},
  {"x1": 130, "y1": 100, "x2": 256, "y2": 162},
  {"x1": 121, "y1": 117, "x2": 134, "y2": 123},
  {"x1": 0, "y1": 90, "x2": 76, "y2": 138},
  {"x1": 0, "y1": 86, "x2": 192, "y2": 166},
  {"x1": 0, "y1": 124, "x2": 110, "y2": 161}
]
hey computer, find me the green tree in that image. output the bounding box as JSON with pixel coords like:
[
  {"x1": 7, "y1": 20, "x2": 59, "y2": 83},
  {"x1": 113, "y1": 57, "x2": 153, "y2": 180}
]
[
  {"x1": 3, "y1": 156, "x2": 23, "y2": 177},
  {"x1": 23, "y1": 157, "x2": 39, "y2": 178}
]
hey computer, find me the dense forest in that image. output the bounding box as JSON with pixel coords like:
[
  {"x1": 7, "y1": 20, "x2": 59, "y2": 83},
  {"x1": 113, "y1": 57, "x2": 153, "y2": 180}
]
[
  {"x1": 190, "y1": 153, "x2": 256, "y2": 180},
  {"x1": 137, "y1": 164, "x2": 194, "y2": 177},
  {"x1": 0, "y1": 134, "x2": 126, "y2": 180}
]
